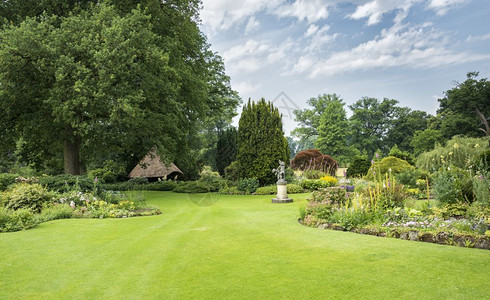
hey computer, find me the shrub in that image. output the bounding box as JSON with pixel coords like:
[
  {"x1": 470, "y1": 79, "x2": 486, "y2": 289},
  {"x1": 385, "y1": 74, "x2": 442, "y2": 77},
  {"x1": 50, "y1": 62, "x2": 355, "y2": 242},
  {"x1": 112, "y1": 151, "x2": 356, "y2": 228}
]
[
  {"x1": 255, "y1": 185, "x2": 276, "y2": 195},
  {"x1": 366, "y1": 156, "x2": 413, "y2": 180},
  {"x1": 328, "y1": 208, "x2": 379, "y2": 230},
  {"x1": 219, "y1": 186, "x2": 247, "y2": 195},
  {"x1": 395, "y1": 168, "x2": 431, "y2": 188},
  {"x1": 474, "y1": 149, "x2": 490, "y2": 172},
  {"x1": 0, "y1": 173, "x2": 19, "y2": 191},
  {"x1": 224, "y1": 161, "x2": 240, "y2": 182},
  {"x1": 433, "y1": 168, "x2": 474, "y2": 205},
  {"x1": 309, "y1": 187, "x2": 347, "y2": 205},
  {"x1": 416, "y1": 136, "x2": 487, "y2": 172},
  {"x1": 173, "y1": 181, "x2": 210, "y2": 193},
  {"x1": 302, "y1": 170, "x2": 327, "y2": 179},
  {"x1": 287, "y1": 184, "x2": 304, "y2": 194},
  {"x1": 346, "y1": 156, "x2": 371, "y2": 178},
  {"x1": 38, "y1": 175, "x2": 94, "y2": 193},
  {"x1": 2, "y1": 184, "x2": 56, "y2": 212},
  {"x1": 128, "y1": 177, "x2": 149, "y2": 185},
  {"x1": 0, "y1": 208, "x2": 36, "y2": 232},
  {"x1": 88, "y1": 160, "x2": 127, "y2": 183},
  {"x1": 237, "y1": 178, "x2": 259, "y2": 194},
  {"x1": 35, "y1": 204, "x2": 73, "y2": 223},
  {"x1": 146, "y1": 181, "x2": 179, "y2": 191},
  {"x1": 300, "y1": 179, "x2": 332, "y2": 190},
  {"x1": 304, "y1": 200, "x2": 333, "y2": 222},
  {"x1": 198, "y1": 166, "x2": 223, "y2": 192},
  {"x1": 255, "y1": 184, "x2": 304, "y2": 195},
  {"x1": 388, "y1": 145, "x2": 414, "y2": 165},
  {"x1": 319, "y1": 175, "x2": 338, "y2": 185}
]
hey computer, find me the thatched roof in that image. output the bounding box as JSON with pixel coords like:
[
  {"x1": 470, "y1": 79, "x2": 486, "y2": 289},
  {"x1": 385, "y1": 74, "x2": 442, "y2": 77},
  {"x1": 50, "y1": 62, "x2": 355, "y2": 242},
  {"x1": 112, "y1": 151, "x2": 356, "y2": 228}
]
[{"x1": 128, "y1": 151, "x2": 183, "y2": 179}]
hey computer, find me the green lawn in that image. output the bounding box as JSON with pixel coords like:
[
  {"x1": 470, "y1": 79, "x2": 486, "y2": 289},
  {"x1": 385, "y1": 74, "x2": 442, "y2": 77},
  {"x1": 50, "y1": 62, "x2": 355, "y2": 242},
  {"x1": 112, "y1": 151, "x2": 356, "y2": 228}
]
[{"x1": 1, "y1": 192, "x2": 489, "y2": 299}]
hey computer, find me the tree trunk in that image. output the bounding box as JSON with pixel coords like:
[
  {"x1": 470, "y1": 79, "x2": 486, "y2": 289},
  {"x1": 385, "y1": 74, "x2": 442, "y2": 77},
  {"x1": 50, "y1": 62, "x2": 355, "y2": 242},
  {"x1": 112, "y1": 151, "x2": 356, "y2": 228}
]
[{"x1": 64, "y1": 126, "x2": 82, "y2": 175}]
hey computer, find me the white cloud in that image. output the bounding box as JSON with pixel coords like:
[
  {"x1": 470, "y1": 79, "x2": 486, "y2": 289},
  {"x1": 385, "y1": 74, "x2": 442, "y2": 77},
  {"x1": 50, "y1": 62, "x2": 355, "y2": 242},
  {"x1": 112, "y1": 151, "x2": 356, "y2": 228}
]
[
  {"x1": 426, "y1": 0, "x2": 469, "y2": 15},
  {"x1": 466, "y1": 33, "x2": 490, "y2": 42},
  {"x1": 301, "y1": 22, "x2": 490, "y2": 78},
  {"x1": 201, "y1": 0, "x2": 281, "y2": 34},
  {"x1": 201, "y1": 0, "x2": 334, "y2": 35},
  {"x1": 245, "y1": 16, "x2": 260, "y2": 35},
  {"x1": 233, "y1": 81, "x2": 263, "y2": 95},
  {"x1": 275, "y1": 0, "x2": 331, "y2": 24},
  {"x1": 305, "y1": 25, "x2": 319, "y2": 38},
  {"x1": 304, "y1": 25, "x2": 337, "y2": 52},
  {"x1": 349, "y1": 0, "x2": 418, "y2": 26},
  {"x1": 223, "y1": 40, "x2": 271, "y2": 62}
]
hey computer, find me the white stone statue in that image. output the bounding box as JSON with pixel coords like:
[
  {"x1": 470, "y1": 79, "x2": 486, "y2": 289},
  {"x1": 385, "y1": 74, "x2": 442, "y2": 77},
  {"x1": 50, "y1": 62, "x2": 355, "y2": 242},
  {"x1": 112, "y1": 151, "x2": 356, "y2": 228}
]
[{"x1": 272, "y1": 160, "x2": 286, "y2": 184}]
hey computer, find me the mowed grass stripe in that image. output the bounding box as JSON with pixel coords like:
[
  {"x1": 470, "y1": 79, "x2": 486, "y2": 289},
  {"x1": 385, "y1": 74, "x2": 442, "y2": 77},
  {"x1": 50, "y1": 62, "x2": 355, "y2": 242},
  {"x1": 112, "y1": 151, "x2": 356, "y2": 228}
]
[{"x1": 1, "y1": 191, "x2": 489, "y2": 299}]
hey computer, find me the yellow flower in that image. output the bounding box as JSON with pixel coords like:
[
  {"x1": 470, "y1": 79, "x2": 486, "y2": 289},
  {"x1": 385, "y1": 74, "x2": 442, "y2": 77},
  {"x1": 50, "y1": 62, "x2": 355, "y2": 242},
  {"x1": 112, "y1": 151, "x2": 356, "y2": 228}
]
[
  {"x1": 475, "y1": 144, "x2": 480, "y2": 148},
  {"x1": 453, "y1": 143, "x2": 459, "y2": 148},
  {"x1": 448, "y1": 152, "x2": 453, "y2": 156}
]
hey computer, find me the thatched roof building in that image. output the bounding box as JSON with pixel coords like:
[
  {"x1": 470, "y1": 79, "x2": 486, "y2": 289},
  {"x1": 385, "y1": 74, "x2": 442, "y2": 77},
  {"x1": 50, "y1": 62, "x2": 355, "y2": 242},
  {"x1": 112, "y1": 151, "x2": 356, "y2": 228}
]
[{"x1": 129, "y1": 151, "x2": 183, "y2": 181}]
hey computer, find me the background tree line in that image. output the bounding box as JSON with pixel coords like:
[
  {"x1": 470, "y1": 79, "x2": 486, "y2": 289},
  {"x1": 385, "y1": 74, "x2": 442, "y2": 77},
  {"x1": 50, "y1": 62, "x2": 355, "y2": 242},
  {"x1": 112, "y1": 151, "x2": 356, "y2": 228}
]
[{"x1": 290, "y1": 72, "x2": 490, "y2": 165}]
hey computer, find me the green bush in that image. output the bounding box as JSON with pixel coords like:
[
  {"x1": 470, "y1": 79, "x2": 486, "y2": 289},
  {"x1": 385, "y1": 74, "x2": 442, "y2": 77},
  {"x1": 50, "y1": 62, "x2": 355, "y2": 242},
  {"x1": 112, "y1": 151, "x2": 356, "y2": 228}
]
[
  {"x1": 302, "y1": 170, "x2": 327, "y2": 179},
  {"x1": 308, "y1": 187, "x2": 347, "y2": 205},
  {"x1": 2, "y1": 184, "x2": 56, "y2": 212},
  {"x1": 35, "y1": 204, "x2": 74, "y2": 223},
  {"x1": 237, "y1": 178, "x2": 259, "y2": 194},
  {"x1": 38, "y1": 175, "x2": 94, "y2": 193},
  {"x1": 300, "y1": 179, "x2": 334, "y2": 190},
  {"x1": 101, "y1": 180, "x2": 179, "y2": 192},
  {"x1": 416, "y1": 136, "x2": 487, "y2": 172},
  {"x1": 255, "y1": 184, "x2": 304, "y2": 195},
  {"x1": 0, "y1": 208, "x2": 36, "y2": 232},
  {"x1": 219, "y1": 186, "x2": 247, "y2": 195},
  {"x1": 474, "y1": 149, "x2": 490, "y2": 173},
  {"x1": 328, "y1": 208, "x2": 380, "y2": 230},
  {"x1": 146, "y1": 181, "x2": 179, "y2": 191},
  {"x1": 88, "y1": 160, "x2": 127, "y2": 183},
  {"x1": 287, "y1": 184, "x2": 304, "y2": 194},
  {"x1": 254, "y1": 185, "x2": 276, "y2": 195},
  {"x1": 395, "y1": 168, "x2": 431, "y2": 188},
  {"x1": 304, "y1": 200, "x2": 333, "y2": 223},
  {"x1": 388, "y1": 145, "x2": 414, "y2": 165},
  {"x1": 346, "y1": 156, "x2": 371, "y2": 178},
  {"x1": 173, "y1": 181, "x2": 210, "y2": 193},
  {"x1": 224, "y1": 161, "x2": 240, "y2": 182},
  {"x1": 128, "y1": 177, "x2": 149, "y2": 185},
  {"x1": 0, "y1": 173, "x2": 19, "y2": 191},
  {"x1": 365, "y1": 156, "x2": 413, "y2": 180},
  {"x1": 433, "y1": 168, "x2": 474, "y2": 205}
]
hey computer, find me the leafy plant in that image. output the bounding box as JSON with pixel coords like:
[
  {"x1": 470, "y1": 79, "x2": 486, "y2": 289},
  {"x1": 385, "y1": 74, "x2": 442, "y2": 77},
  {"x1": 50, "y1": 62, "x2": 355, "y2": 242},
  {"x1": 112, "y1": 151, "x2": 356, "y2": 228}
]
[
  {"x1": 300, "y1": 179, "x2": 333, "y2": 190},
  {"x1": 0, "y1": 208, "x2": 36, "y2": 232},
  {"x1": 433, "y1": 168, "x2": 474, "y2": 205},
  {"x1": 365, "y1": 156, "x2": 413, "y2": 180},
  {"x1": 0, "y1": 173, "x2": 19, "y2": 191},
  {"x1": 237, "y1": 178, "x2": 259, "y2": 194},
  {"x1": 2, "y1": 183, "x2": 56, "y2": 212},
  {"x1": 346, "y1": 156, "x2": 371, "y2": 178}
]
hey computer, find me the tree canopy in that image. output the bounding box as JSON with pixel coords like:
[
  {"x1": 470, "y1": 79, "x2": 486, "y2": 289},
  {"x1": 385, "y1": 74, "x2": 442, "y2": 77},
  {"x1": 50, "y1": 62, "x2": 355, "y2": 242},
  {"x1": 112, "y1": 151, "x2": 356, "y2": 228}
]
[{"x1": 0, "y1": 1, "x2": 240, "y2": 176}]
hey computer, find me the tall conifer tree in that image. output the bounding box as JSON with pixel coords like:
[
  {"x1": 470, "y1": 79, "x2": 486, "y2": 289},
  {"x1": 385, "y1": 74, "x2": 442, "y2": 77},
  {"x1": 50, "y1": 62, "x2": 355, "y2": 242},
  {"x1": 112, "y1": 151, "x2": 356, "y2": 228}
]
[{"x1": 237, "y1": 99, "x2": 289, "y2": 185}]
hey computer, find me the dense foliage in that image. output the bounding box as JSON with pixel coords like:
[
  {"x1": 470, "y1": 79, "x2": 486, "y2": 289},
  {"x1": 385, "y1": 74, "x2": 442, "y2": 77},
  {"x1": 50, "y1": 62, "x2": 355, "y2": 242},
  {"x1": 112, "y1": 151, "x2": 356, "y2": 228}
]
[
  {"x1": 0, "y1": 0, "x2": 240, "y2": 177},
  {"x1": 216, "y1": 127, "x2": 238, "y2": 176},
  {"x1": 237, "y1": 99, "x2": 289, "y2": 185}
]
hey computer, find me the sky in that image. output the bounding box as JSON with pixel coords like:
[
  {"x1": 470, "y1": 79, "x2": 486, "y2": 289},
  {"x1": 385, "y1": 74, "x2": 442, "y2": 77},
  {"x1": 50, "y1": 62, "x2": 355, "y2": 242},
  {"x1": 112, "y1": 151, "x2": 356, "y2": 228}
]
[{"x1": 199, "y1": 0, "x2": 490, "y2": 134}]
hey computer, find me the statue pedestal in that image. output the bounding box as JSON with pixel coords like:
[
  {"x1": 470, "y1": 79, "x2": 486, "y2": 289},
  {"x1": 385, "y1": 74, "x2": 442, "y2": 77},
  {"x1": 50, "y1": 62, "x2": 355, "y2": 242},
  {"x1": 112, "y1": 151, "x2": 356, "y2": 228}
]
[{"x1": 272, "y1": 181, "x2": 293, "y2": 203}]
